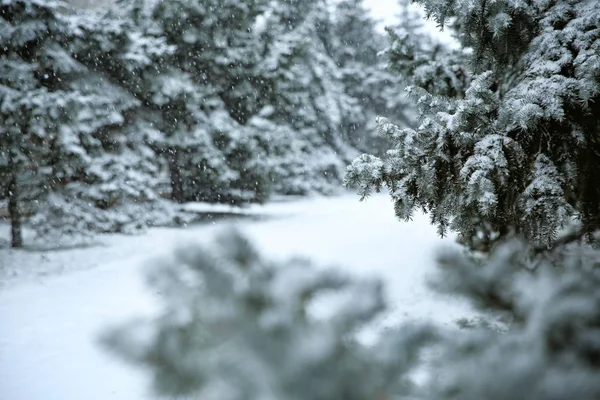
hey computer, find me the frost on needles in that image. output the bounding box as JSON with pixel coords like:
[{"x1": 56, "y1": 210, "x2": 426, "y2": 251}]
[{"x1": 345, "y1": 0, "x2": 600, "y2": 251}]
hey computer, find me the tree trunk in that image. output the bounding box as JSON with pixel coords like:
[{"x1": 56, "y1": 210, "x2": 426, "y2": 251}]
[
  {"x1": 8, "y1": 165, "x2": 23, "y2": 248},
  {"x1": 167, "y1": 148, "x2": 184, "y2": 203}
]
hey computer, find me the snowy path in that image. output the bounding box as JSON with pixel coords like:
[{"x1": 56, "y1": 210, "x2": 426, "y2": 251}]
[{"x1": 0, "y1": 194, "x2": 473, "y2": 400}]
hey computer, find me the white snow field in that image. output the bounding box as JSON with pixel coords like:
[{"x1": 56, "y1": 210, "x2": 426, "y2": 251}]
[{"x1": 0, "y1": 193, "x2": 474, "y2": 400}]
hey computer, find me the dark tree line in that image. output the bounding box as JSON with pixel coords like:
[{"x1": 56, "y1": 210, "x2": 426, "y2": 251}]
[{"x1": 0, "y1": 0, "x2": 411, "y2": 247}]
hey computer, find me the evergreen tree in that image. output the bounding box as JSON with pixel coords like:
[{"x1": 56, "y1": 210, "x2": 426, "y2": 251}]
[
  {"x1": 151, "y1": 0, "x2": 269, "y2": 125},
  {"x1": 0, "y1": 0, "x2": 74, "y2": 247},
  {"x1": 272, "y1": 0, "x2": 360, "y2": 156},
  {"x1": 245, "y1": 113, "x2": 344, "y2": 195},
  {"x1": 385, "y1": 0, "x2": 470, "y2": 99},
  {"x1": 249, "y1": 0, "x2": 361, "y2": 194},
  {"x1": 149, "y1": 0, "x2": 272, "y2": 204},
  {"x1": 0, "y1": 0, "x2": 184, "y2": 245},
  {"x1": 0, "y1": 0, "x2": 141, "y2": 245},
  {"x1": 331, "y1": 0, "x2": 413, "y2": 155},
  {"x1": 346, "y1": 0, "x2": 600, "y2": 251},
  {"x1": 70, "y1": 0, "x2": 187, "y2": 203},
  {"x1": 4, "y1": 0, "x2": 514, "y2": 247},
  {"x1": 53, "y1": 0, "x2": 417, "y2": 205},
  {"x1": 71, "y1": 0, "x2": 271, "y2": 205}
]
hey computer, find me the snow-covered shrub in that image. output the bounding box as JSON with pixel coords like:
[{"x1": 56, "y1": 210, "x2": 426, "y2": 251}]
[
  {"x1": 30, "y1": 195, "x2": 195, "y2": 245},
  {"x1": 420, "y1": 240, "x2": 600, "y2": 400},
  {"x1": 102, "y1": 229, "x2": 600, "y2": 400},
  {"x1": 102, "y1": 228, "x2": 434, "y2": 399}
]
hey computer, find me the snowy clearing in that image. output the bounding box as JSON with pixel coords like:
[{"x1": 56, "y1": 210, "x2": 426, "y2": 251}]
[{"x1": 0, "y1": 193, "x2": 474, "y2": 400}]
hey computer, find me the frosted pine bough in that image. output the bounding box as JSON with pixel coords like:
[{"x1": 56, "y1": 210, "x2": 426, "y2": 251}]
[
  {"x1": 102, "y1": 229, "x2": 600, "y2": 400},
  {"x1": 345, "y1": 0, "x2": 600, "y2": 250},
  {"x1": 102, "y1": 229, "x2": 435, "y2": 399},
  {"x1": 426, "y1": 240, "x2": 600, "y2": 400}
]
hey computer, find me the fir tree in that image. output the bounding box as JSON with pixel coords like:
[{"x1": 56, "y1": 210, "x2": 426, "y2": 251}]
[
  {"x1": 346, "y1": 0, "x2": 600, "y2": 251},
  {"x1": 0, "y1": 0, "x2": 136, "y2": 245},
  {"x1": 0, "y1": 0, "x2": 75, "y2": 247},
  {"x1": 331, "y1": 0, "x2": 414, "y2": 155},
  {"x1": 0, "y1": 0, "x2": 177, "y2": 245},
  {"x1": 148, "y1": 0, "x2": 272, "y2": 204},
  {"x1": 250, "y1": 0, "x2": 362, "y2": 194},
  {"x1": 283, "y1": 0, "x2": 359, "y2": 157},
  {"x1": 70, "y1": 0, "x2": 184, "y2": 204}
]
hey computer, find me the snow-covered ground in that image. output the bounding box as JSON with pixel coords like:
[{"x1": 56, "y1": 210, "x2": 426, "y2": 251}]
[{"x1": 0, "y1": 193, "x2": 473, "y2": 400}]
